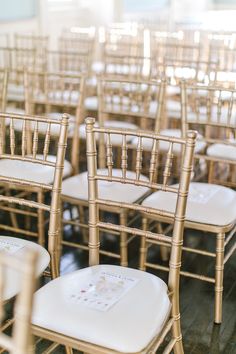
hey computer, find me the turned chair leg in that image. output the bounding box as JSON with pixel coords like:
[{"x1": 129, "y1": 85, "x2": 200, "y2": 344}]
[
  {"x1": 214, "y1": 232, "x2": 225, "y2": 324},
  {"x1": 139, "y1": 217, "x2": 148, "y2": 271},
  {"x1": 37, "y1": 190, "x2": 45, "y2": 246},
  {"x1": 120, "y1": 210, "x2": 128, "y2": 267}
]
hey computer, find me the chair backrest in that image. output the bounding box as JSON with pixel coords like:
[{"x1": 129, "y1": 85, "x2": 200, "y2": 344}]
[
  {"x1": 46, "y1": 49, "x2": 91, "y2": 74},
  {"x1": 103, "y1": 53, "x2": 150, "y2": 80},
  {"x1": 151, "y1": 57, "x2": 218, "y2": 86},
  {"x1": 25, "y1": 70, "x2": 85, "y2": 172},
  {"x1": 0, "y1": 250, "x2": 38, "y2": 354},
  {"x1": 0, "y1": 112, "x2": 69, "y2": 277},
  {"x1": 0, "y1": 68, "x2": 8, "y2": 112},
  {"x1": 14, "y1": 33, "x2": 48, "y2": 53},
  {"x1": 58, "y1": 32, "x2": 95, "y2": 54},
  {"x1": 98, "y1": 76, "x2": 165, "y2": 129},
  {"x1": 97, "y1": 76, "x2": 166, "y2": 167},
  {"x1": 181, "y1": 81, "x2": 236, "y2": 187},
  {"x1": 103, "y1": 24, "x2": 143, "y2": 57},
  {"x1": 152, "y1": 41, "x2": 201, "y2": 64},
  {"x1": 0, "y1": 47, "x2": 43, "y2": 72},
  {"x1": 85, "y1": 118, "x2": 196, "y2": 291}
]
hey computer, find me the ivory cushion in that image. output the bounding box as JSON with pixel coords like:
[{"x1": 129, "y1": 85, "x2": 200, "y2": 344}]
[
  {"x1": 1, "y1": 236, "x2": 49, "y2": 301},
  {"x1": 32, "y1": 264, "x2": 171, "y2": 353},
  {"x1": 207, "y1": 143, "x2": 236, "y2": 160},
  {"x1": 0, "y1": 155, "x2": 72, "y2": 184},
  {"x1": 62, "y1": 169, "x2": 149, "y2": 203},
  {"x1": 142, "y1": 182, "x2": 236, "y2": 226}
]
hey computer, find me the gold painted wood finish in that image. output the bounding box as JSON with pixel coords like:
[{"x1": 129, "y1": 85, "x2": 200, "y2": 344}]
[
  {"x1": 0, "y1": 112, "x2": 69, "y2": 277},
  {"x1": 32, "y1": 118, "x2": 196, "y2": 353},
  {"x1": 0, "y1": 250, "x2": 38, "y2": 354},
  {"x1": 24, "y1": 70, "x2": 86, "y2": 174}
]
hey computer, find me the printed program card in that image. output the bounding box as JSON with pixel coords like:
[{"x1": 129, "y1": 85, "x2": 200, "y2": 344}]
[
  {"x1": 68, "y1": 270, "x2": 139, "y2": 312},
  {"x1": 0, "y1": 239, "x2": 24, "y2": 254}
]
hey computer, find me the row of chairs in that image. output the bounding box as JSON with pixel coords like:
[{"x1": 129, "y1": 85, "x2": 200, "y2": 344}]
[
  {"x1": 1, "y1": 79, "x2": 236, "y2": 321},
  {"x1": 0, "y1": 112, "x2": 196, "y2": 353},
  {"x1": 1, "y1": 44, "x2": 236, "y2": 84}
]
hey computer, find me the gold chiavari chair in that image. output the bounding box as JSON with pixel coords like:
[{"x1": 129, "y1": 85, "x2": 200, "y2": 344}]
[
  {"x1": 150, "y1": 57, "x2": 218, "y2": 128},
  {"x1": 140, "y1": 81, "x2": 236, "y2": 324},
  {"x1": 0, "y1": 250, "x2": 38, "y2": 354},
  {"x1": 85, "y1": 52, "x2": 151, "y2": 112},
  {"x1": 0, "y1": 112, "x2": 69, "y2": 256},
  {"x1": 25, "y1": 70, "x2": 86, "y2": 174},
  {"x1": 102, "y1": 53, "x2": 150, "y2": 81},
  {"x1": 86, "y1": 75, "x2": 165, "y2": 127},
  {"x1": 97, "y1": 76, "x2": 165, "y2": 167},
  {"x1": 46, "y1": 49, "x2": 90, "y2": 74},
  {"x1": 15, "y1": 33, "x2": 48, "y2": 49},
  {"x1": 30, "y1": 117, "x2": 196, "y2": 354},
  {"x1": 59, "y1": 29, "x2": 95, "y2": 55},
  {"x1": 14, "y1": 33, "x2": 49, "y2": 62},
  {"x1": 58, "y1": 29, "x2": 95, "y2": 79},
  {"x1": 151, "y1": 41, "x2": 201, "y2": 66},
  {"x1": 0, "y1": 47, "x2": 44, "y2": 110},
  {"x1": 103, "y1": 23, "x2": 143, "y2": 58},
  {"x1": 59, "y1": 27, "x2": 97, "y2": 98},
  {"x1": 61, "y1": 79, "x2": 166, "y2": 262}
]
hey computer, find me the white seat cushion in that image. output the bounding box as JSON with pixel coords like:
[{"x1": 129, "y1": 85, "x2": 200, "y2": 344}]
[
  {"x1": 207, "y1": 143, "x2": 236, "y2": 160},
  {"x1": 36, "y1": 90, "x2": 79, "y2": 105},
  {"x1": 78, "y1": 120, "x2": 138, "y2": 144},
  {"x1": 1, "y1": 236, "x2": 50, "y2": 301},
  {"x1": 62, "y1": 169, "x2": 149, "y2": 203},
  {"x1": 86, "y1": 76, "x2": 98, "y2": 87},
  {"x1": 131, "y1": 129, "x2": 206, "y2": 154},
  {"x1": 32, "y1": 264, "x2": 170, "y2": 353},
  {"x1": 166, "y1": 85, "x2": 180, "y2": 96},
  {"x1": 84, "y1": 96, "x2": 98, "y2": 111},
  {"x1": 5, "y1": 107, "x2": 26, "y2": 126},
  {"x1": 7, "y1": 84, "x2": 25, "y2": 102},
  {"x1": 142, "y1": 182, "x2": 236, "y2": 226},
  {"x1": 0, "y1": 155, "x2": 72, "y2": 184},
  {"x1": 92, "y1": 61, "x2": 104, "y2": 74}
]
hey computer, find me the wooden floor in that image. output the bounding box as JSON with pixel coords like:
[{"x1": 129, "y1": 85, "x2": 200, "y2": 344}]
[{"x1": 36, "y1": 226, "x2": 233, "y2": 354}]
